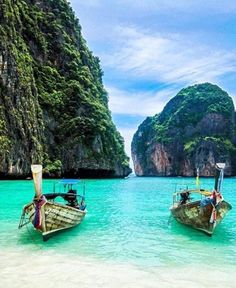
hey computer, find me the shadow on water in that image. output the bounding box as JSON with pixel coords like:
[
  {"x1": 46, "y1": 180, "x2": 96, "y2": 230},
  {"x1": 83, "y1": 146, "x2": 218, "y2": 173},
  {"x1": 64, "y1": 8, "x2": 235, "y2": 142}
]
[
  {"x1": 17, "y1": 220, "x2": 88, "y2": 249},
  {"x1": 169, "y1": 216, "x2": 234, "y2": 245},
  {"x1": 17, "y1": 226, "x2": 43, "y2": 247}
]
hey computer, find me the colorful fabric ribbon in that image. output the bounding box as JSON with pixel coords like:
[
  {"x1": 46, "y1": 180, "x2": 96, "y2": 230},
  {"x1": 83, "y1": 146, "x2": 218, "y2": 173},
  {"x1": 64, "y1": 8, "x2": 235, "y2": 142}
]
[
  {"x1": 33, "y1": 195, "x2": 47, "y2": 229},
  {"x1": 209, "y1": 190, "x2": 223, "y2": 226}
]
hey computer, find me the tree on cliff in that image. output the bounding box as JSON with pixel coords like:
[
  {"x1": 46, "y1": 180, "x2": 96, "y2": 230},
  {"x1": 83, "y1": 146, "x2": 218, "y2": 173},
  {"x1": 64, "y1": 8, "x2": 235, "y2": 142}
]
[
  {"x1": 0, "y1": 0, "x2": 131, "y2": 178},
  {"x1": 132, "y1": 83, "x2": 236, "y2": 176}
]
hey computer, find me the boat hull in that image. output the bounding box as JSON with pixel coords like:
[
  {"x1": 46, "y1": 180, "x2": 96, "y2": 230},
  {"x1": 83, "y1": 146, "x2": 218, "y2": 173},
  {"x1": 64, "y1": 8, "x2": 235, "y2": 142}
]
[
  {"x1": 22, "y1": 201, "x2": 86, "y2": 241},
  {"x1": 170, "y1": 200, "x2": 232, "y2": 235}
]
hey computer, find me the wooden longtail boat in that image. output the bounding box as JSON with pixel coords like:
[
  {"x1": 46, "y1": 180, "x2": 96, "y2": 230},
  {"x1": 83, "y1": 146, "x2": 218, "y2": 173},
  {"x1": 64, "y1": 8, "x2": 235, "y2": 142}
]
[
  {"x1": 19, "y1": 165, "x2": 86, "y2": 241},
  {"x1": 170, "y1": 163, "x2": 232, "y2": 236}
]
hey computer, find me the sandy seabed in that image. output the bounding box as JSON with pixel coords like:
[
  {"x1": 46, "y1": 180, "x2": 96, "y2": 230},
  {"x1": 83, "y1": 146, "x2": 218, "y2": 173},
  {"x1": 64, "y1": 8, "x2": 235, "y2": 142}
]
[{"x1": 0, "y1": 249, "x2": 235, "y2": 288}]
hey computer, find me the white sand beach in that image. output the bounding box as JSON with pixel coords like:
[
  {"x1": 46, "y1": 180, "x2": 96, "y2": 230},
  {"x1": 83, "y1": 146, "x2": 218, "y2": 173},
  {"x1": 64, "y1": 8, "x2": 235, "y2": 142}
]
[{"x1": 0, "y1": 249, "x2": 235, "y2": 288}]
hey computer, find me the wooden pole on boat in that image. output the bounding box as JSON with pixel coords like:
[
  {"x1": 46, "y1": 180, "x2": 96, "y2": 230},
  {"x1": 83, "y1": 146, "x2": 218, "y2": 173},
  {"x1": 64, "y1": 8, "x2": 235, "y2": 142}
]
[
  {"x1": 196, "y1": 167, "x2": 200, "y2": 190},
  {"x1": 31, "y1": 164, "x2": 43, "y2": 199},
  {"x1": 214, "y1": 163, "x2": 225, "y2": 192},
  {"x1": 31, "y1": 164, "x2": 46, "y2": 233}
]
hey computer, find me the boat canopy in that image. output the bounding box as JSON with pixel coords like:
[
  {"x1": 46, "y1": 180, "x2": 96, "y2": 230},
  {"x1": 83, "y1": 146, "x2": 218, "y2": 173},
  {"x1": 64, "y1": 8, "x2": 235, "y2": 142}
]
[
  {"x1": 175, "y1": 189, "x2": 212, "y2": 196},
  {"x1": 58, "y1": 179, "x2": 80, "y2": 185}
]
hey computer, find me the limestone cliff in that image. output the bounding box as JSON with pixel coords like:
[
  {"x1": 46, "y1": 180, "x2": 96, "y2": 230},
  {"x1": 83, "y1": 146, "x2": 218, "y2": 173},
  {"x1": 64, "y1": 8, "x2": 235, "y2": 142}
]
[
  {"x1": 132, "y1": 83, "x2": 236, "y2": 176},
  {"x1": 0, "y1": 0, "x2": 131, "y2": 178}
]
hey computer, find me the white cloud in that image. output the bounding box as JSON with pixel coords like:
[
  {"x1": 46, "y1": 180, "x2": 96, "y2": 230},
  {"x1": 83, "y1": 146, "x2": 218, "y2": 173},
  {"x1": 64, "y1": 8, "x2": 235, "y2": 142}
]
[
  {"x1": 104, "y1": 26, "x2": 236, "y2": 86},
  {"x1": 107, "y1": 86, "x2": 178, "y2": 116},
  {"x1": 69, "y1": 1, "x2": 236, "y2": 160}
]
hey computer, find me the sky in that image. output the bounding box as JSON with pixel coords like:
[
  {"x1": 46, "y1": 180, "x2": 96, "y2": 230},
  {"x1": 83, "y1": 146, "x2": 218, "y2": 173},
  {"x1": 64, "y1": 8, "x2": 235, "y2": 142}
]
[{"x1": 69, "y1": 0, "x2": 236, "y2": 166}]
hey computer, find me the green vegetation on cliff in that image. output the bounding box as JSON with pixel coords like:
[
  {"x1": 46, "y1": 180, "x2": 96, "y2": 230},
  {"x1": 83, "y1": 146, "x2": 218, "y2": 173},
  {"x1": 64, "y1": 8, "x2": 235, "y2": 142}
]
[
  {"x1": 0, "y1": 0, "x2": 130, "y2": 177},
  {"x1": 154, "y1": 83, "x2": 234, "y2": 144},
  {"x1": 132, "y1": 83, "x2": 236, "y2": 176}
]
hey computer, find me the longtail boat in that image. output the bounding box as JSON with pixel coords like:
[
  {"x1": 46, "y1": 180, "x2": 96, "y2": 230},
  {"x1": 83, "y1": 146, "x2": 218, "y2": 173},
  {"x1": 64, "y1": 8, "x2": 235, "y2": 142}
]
[
  {"x1": 19, "y1": 165, "x2": 86, "y2": 241},
  {"x1": 170, "y1": 163, "x2": 232, "y2": 236}
]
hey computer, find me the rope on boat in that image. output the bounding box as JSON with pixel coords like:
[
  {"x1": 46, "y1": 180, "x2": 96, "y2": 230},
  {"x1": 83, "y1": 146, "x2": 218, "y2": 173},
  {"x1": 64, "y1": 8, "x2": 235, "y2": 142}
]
[
  {"x1": 18, "y1": 211, "x2": 31, "y2": 228},
  {"x1": 18, "y1": 218, "x2": 42, "y2": 249},
  {"x1": 19, "y1": 210, "x2": 42, "y2": 249},
  {"x1": 18, "y1": 211, "x2": 26, "y2": 229}
]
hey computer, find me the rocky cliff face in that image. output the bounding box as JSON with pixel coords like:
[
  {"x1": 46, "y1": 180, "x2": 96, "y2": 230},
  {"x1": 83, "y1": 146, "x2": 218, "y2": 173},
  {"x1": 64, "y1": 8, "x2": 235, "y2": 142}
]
[
  {"x1": 132, "y1": 83, "x2": 236, "y2": 176},
  {"x1": 0, "y1": 0, "x2": 131, "y2": 178}
]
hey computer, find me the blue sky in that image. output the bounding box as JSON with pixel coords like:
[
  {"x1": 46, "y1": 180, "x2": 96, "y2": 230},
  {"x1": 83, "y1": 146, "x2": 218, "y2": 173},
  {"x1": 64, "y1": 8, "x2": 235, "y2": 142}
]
[{"x1": 69, "y1": 0, "x2": 236, "y2": 163}]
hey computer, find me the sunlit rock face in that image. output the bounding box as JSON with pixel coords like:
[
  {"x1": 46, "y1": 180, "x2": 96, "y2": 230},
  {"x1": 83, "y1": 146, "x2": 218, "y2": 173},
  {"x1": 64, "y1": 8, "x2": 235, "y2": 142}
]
[
  {"x1": 0, "y1": 0, "x2": 131, "y2": 178},
  {"x1": 132, "y1": 83, "x2": 236, "y2": 177}
]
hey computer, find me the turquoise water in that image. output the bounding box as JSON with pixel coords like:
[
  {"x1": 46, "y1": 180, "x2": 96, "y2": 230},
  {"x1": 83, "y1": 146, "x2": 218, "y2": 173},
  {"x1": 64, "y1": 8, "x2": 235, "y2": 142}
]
[{"x1": 0, "y1": 176, "x2": 236, "y2": 267}]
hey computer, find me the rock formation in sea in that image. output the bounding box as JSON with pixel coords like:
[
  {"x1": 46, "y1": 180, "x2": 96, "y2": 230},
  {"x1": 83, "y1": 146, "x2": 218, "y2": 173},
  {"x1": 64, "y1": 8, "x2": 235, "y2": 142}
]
[
  {"x1": 132, "y1": 83, "x2": 236, "y2": 176},
  {"x1": 0, "y1": 0, "x2": 131, "y2": 178}
]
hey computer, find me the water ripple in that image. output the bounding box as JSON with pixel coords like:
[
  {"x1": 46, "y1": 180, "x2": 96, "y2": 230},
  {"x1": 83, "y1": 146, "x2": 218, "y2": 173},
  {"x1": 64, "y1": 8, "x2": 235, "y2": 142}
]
[{"x1": 0, "y1": 177, "x2": 235, "y2": 267}]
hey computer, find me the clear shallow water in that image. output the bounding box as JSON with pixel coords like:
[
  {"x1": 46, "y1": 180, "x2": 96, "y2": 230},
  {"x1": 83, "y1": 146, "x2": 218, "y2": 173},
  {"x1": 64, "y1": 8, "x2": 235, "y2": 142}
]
[{"x1": 0, "y1": 176, "x2": 236, "y2": 268}]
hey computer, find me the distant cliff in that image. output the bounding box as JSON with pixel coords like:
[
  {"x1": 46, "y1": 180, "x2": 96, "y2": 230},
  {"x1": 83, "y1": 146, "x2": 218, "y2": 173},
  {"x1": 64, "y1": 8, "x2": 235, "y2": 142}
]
[
  {"x1": 0, "y1": 0, "x2": 131, "y2": 178},
  {"x1": 132, "y1": 83, "x2": 236, "y2": 176}
]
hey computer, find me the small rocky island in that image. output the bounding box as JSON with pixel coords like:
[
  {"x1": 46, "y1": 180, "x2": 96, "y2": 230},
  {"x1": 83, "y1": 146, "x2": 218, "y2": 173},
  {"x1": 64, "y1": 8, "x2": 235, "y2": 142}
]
[
  {"x1": 132, "y1": 83, "x2": 236, "y2": 176},
  {"x1": 0, "y1": 0, "x2": 131, "y2": 178}
]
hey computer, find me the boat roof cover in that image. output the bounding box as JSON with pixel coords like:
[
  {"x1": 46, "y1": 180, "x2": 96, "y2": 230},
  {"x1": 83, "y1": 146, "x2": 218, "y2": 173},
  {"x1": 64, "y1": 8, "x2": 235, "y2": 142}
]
[{"x1": 58, "y1": 179, "x2": 80, "y2": 185}]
